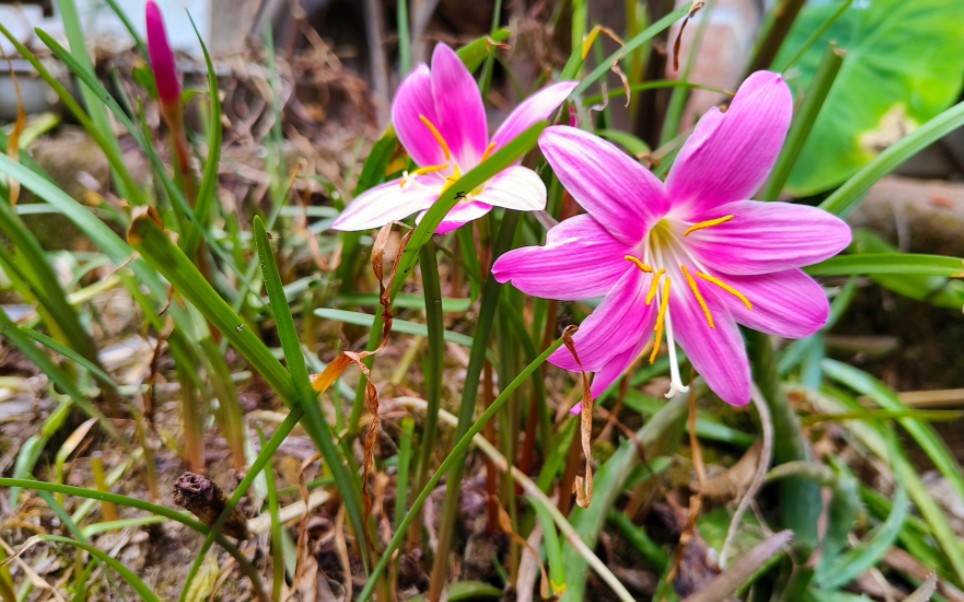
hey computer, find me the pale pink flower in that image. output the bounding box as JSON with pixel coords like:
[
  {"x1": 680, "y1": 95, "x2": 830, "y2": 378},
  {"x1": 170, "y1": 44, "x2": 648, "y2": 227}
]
[
  {"x1": 333, "y1": 43, "x2": 577, "y2": 234},
  {"x1": 145, "y1": 0, "x2": 181, "y2": 106},
  {"x1": 492, "y1": 72, "x2": 851, "y2": 407}
]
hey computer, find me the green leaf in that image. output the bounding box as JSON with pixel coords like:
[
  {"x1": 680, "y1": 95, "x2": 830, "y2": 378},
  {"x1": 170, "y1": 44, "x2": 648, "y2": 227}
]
[
  {"x1": 776, "y1": 0, "x2": 964, "y2": 195},
  {"x1": 817, "y1": 486, "x2": 909, "y2": 589},
  {"x1": 38, "y1": 535, "x2": 162, "y2": 601},
  {"x1": 805, "y1": 252, "x2": 964, "y2": 277},
  {"x1": 314, "y1": 308, "x2": 475, "y2": 348}
]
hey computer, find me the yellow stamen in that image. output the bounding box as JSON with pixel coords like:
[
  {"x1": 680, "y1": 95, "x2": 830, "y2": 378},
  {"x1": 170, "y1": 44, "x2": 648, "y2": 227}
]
[
  {"x1": 682, "y1": 265, "x2": 714, "y2": 329},
  {"x1": 624, "y1": 256, "x2": 654, "y2": 273},
  {"x1": 480, "y1": 141, "x2": 497, "y2": 162},
  {"x1": 646, "y1": 269, "x2": 666, "y2": 305},
  {"x1": 649, "y1": 277, "x2": 671, "y2": 364},
  {"x1": 419, "y1": 115, "x2": 452, "y2": 162},
  {"x1": 696, "y1": 272, "x2": 752, "y2": 310},
  {"x1": 683, "y1": 215, "x2": 734, "y2": 237}
]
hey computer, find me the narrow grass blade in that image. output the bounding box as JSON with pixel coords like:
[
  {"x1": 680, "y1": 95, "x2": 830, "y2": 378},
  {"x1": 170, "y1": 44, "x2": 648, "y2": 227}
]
[
  {"x1": 820, "y1": 99, "x2": 964, "y2": 217},
  {"x1": 806, "y1": 253, "x2": 964, "y2": 277}
]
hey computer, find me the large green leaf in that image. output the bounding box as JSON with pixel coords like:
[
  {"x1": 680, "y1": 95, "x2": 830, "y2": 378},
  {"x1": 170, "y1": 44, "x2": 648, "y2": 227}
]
[{"x1": 777, "y1": 0, "x2": 964, "y2": 195}]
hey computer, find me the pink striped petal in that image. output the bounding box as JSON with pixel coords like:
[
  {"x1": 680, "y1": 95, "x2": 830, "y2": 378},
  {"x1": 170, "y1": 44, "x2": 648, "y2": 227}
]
[
  {"x1": 539, "y1": 126, "x2": 669, "y2": 246},
  {"x1": 667, "y1": 71, "x2": 792, "y2": 216},
  {"x1": 332, "y1": 178, "x2": 438, "y2": 231},
  {"x1": 721, "y1": 269, "x2": 830, "y2": 339},
  {"x1": 492, "y1": 215, "x2": 631, "y2": 300},
  {"x1": 431, "y1": 44, "x2": 488, "y2": 167},
  {"x1": 672, "y1": 297, "x2": 751, "y2": 407},
  {"x1": 688, "y1": 201, "x2": 852, "y2": 275},
  {"x1": 474, "y1": 166, "x2": 546, "y2": 211},
  {"x1": 392, "y1": 65, "x2": 446, "y2": 167},
  {"x1": 590, "y1": 340, "x2": 645, "y2": 398},
  {"x1": 548, "y1": 267, "x2": 656, "y2": 372},
  {"x1": 417, "y1": 200, "x2": 493, "y2": 234},
  {"x1": 490, "y1": 81, "x2": 578, "y2": 154}
]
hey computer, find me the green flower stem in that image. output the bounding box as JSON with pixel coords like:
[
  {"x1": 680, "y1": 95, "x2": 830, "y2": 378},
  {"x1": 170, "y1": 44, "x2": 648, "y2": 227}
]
[
  {"x1": 745, "y1": 0, "x2": 808, "y2": 74},
  {"x1": 746, "y1": 330, "x2": 820, "y2": 552},
  {"x1": 413, "y1": 241, "x2": 445, "y2": 493},
  {"x1": 358, "y1": 335, "x2": 566, "y2": 601},
  {"x1": 426, "y1": 211, "x2": 520, "y2": 600},
  {"x1": 762, "y1": 43, "x2": 845, "y2": 201}
]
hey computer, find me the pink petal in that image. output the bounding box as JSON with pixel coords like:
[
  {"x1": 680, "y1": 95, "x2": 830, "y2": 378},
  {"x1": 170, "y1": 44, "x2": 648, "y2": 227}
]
[
  {"x1": 392, "y1": 65, "x2": 447, "y2": 167},
  {"x1": 688, "y1": 201, "x2": 852, "y2": 275},
  {"x1": 332, "y1": 178, "x2": 438, "y2": 231},
  {"x1": 671, "y1": 298, "x2": 751, "y2": 407},
  {"x1": 417, "y1": 200, "x2": 493, "y2": 234},
  {"x1": 721, "y1": 269, "x2": 830, "y2": 339},
  {"x1": 548, "y1": 267, "x2": 656, "y2": 372},
  {"x1": 430, "y1": 44, "x2": 488, "y2": 167},
  {"x1": 492, "y1": 215, "x2": 632, "y2": 300},
  {"x1": 666, "y1": 71, "x2": 792, "y2": 215},
  {"x1": 539, "y1": 126, "x2": 669, "y2": 246},
  {"x1": 474, "y1": 166, "x2": 546, "y2": 211},
  {"x1": 145, "y1": 0, "x2": 180, "y2": 105},
  {"x1": 490, "y1": 81, "x2": 578, "y2": 154},
  {"x1": 590, "y1": 341, "x2": 645, "y2": 398}
]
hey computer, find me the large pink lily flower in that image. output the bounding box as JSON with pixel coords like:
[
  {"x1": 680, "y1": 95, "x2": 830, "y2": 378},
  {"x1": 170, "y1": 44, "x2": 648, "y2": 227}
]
[
  {"x1": 492, "y1": 71, "x2": 851, "y2": 407},
  {"x1": 333, "y1": 44, "x2": 578, "y2": 234}
]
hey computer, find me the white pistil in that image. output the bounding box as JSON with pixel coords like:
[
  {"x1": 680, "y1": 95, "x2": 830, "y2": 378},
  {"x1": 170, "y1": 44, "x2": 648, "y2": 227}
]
[{"x1": 662, "y1": 306, "x2": 689, "y2": 397}]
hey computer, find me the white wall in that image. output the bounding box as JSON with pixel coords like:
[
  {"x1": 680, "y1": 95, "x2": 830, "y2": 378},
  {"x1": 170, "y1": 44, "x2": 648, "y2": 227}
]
[{"x1": 0, "y1": 0, "x2": 212, "y2": 56}]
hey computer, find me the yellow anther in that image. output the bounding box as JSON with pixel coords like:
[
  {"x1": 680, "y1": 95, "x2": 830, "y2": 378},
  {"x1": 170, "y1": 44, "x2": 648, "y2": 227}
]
[
  {"x1": 649, "y1": 277, "x2": 671, "y2": 364},
  {"x1": 645, "y1": 269, "x2": 666, "y2": 305},
  {"x1": 625, "y1": 256, "x2": 654, "y2": 273},
  {"x1": 697, "y1": 272, "x2": 752, "y2": 310},
  {"x1": 682, "y1": 265, "x2": 714, "y2": 329},
  {"x1": 683, "y1": 215, "x2": 734, "y2": 237},
  {"x1": 481, "y1": 141, "x2": 497, "y2": 162},
  {"x1": 419, "y1": 114, "x2": 453, "y2": 162}
]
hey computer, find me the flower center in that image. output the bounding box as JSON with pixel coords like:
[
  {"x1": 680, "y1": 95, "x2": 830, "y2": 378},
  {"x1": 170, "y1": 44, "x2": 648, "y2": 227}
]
[
  {"x1": 399, "y1": 115, "x2": 497, "y2": 203},
  {"x1": 622, "y1": 214, "x2": 752, "y2": 397}
]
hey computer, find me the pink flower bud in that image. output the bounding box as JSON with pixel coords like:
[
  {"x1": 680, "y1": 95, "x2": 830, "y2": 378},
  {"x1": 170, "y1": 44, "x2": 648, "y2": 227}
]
[{"x1": 145, "y1": 0, "x2": 180, "y2": 105}]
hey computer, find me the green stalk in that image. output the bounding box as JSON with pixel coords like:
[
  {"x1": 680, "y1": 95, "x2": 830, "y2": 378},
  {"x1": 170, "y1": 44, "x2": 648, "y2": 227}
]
[
  {"x1": 358, "y1": 336, "x2": 566, "y2": 601},
  {"x1": 762, "y1": 44, "x2": 844, "y2": 201},
  {"x1": 745, "y1": 0, "x2": 808, "y2": 75},
  {"x1": 397, "y1": 1, "x2": 412, "y2": 75},
  {"x1": 427, "y1": 212, "x2": 520, "y2": 599},
  {"x1": 746, "y1": 330, "x2": 820, "y2": 553},
  {"x1": 413, "y1": 241, "x2": 445, "y2": 493}
]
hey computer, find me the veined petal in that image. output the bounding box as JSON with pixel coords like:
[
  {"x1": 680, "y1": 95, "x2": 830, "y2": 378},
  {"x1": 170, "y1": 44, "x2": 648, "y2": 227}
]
[
  {"x1": 540, "y1": 126, "x2": 670, "y2": 245},
  {"x1": 474, "y1": 166, "x2": 546, "y2": 212},
  {"x1": 590, "y1": 340, "x2": 646, "y2": 398},
  {"x1": 417, "y1": 200, "x2": 493, "y2": 234},
  {"x1": 392, "y1": 65, "x2": 446, "y2": 167},
  {"x1": 431, "y1": 44, "x2": 488, "y2": 167},
  {"x1": 490, "y1": 81, "x2": 578, "y2": 154},
  {"x1": 548, "y1": 267, "x2": 656, "y2": 372},
  {"x1": 332, "y1": 178, "x2": 438, "y2": 231},
  {"x1": 667, "y1": 71, "x2": 792, "y2": 214},
  {"x1": 688, "y1": 201, "x2": 852, "y2": 275},
  {"x1": 492, "y1": 215, "x2": 632, "y2": 300},
  {"x1": 723, "y1": 269, "x2": 830, "y2": 338},
  {"x1": 672, "y1": 297, "x2": 751, "y2": 407}
]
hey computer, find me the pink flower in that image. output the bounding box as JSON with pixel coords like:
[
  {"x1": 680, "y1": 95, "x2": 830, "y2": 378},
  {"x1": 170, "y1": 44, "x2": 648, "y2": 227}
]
[
  {"x1": 492, "y1": 72, "x2": 851, "y2": 407},
  {"x1": 146, "y1": 0, "x2": 181, "y2": 106},
  {"x1": 333, "y1": 43, "x2": 577, "y2": 234}
]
